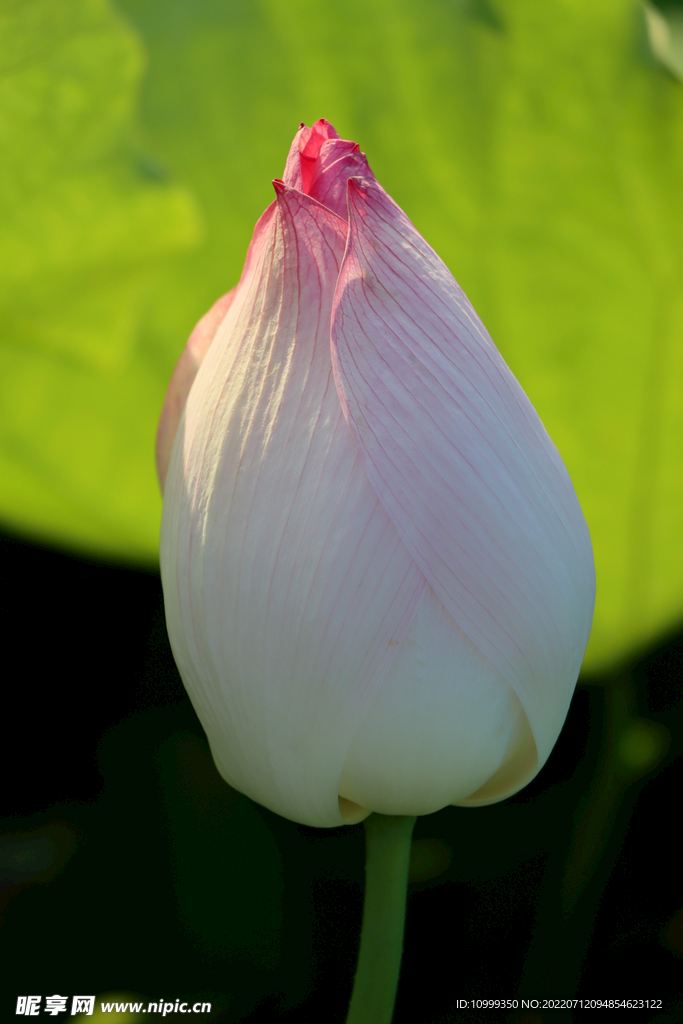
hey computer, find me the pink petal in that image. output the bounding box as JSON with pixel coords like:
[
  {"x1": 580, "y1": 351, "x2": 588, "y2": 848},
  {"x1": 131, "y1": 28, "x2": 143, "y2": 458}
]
[
  {"x1": 308, "y1": 138, "x2": 376, "y2": 221},
  {"x1": 299, "y1": 118, "x2": 341, "y2": 192},
  {"x1": 282, "y1": 118, "x2": 340, "y2": 192},
  {"x1": 281, "y1": 123, "x2": 306, "y2": 191},
  {"x1": 161, "y1": 182, "x2": 426, "y2": 827},
  {"x1": 330, "y1": 179, "x2": 595, "y2": 774},
  {"x1": 282, "y1": 119, "x2": 378, "y2": 220}
]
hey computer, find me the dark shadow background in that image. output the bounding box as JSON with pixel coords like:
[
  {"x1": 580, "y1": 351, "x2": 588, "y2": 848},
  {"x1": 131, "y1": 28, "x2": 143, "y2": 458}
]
[{"x1": 1, "y1": 529, "x2": 682, "y2": 1023}]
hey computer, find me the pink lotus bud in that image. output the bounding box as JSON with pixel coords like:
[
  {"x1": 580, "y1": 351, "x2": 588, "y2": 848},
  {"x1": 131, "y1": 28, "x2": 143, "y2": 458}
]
[{"x1": 159, "y1": 119, "x2": 595, "y2": 828}]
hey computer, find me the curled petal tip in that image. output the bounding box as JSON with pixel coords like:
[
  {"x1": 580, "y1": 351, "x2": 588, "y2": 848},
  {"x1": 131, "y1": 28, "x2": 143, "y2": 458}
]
[
  {"x1": 310, "y1": 117, "x2": 341, "y2": 139},
  {"x1": 272, "y1": 178, "x2": 286, "y2": 195}
]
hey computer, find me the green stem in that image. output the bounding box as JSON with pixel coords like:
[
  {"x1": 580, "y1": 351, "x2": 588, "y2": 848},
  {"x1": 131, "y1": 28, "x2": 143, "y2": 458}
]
[{"x1": 346, "y1": 813, "x2": 417, "y2": 1024}]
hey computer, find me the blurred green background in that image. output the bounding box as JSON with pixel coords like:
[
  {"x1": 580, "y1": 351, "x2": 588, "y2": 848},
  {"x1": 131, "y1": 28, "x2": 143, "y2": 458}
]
[{"x1": 2, "y1": 0, "x2": 683, "y2": 671}]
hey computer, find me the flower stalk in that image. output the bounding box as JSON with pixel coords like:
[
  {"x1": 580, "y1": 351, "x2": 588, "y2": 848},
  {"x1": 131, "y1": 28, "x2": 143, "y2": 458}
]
[{"x1": 346, "y1": 814, "x2": 417, "y2": 1024}]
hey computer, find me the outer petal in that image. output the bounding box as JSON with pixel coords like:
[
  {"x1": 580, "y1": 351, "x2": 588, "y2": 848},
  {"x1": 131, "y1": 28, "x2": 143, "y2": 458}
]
[
  {"x1": 160, "y1": 183, "x2": 426, "y2": 828},
  {"x1": 155, "y1": 289, "x2": 237, "y2": 492},
  {"x1": 330, "y1": 179, "x2": 595, "y2": 779},
  {"x1": 339, "y1": 583, "x2": 527, "y2": 815}
]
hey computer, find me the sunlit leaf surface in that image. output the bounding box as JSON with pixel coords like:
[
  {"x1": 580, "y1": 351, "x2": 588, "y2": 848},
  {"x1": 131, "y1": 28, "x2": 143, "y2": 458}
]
[
  {"x1": 0, "y1": 0, "x2": 200, "y2": 559},
  {"x1": 2, "y1": 0, "x2": 682, "y2": 670}
]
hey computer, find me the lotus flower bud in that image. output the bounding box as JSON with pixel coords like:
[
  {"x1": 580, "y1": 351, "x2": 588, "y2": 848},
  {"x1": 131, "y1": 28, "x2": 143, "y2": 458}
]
[{"x1": 158, "y1": 119, "x2": 595, "y2": 828}]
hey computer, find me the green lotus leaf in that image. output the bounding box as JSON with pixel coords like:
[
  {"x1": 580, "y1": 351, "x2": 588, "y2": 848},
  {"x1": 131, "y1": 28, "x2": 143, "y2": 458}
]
[{"x1": 0, "y1": 0, "x2": 200, "y2": 560}]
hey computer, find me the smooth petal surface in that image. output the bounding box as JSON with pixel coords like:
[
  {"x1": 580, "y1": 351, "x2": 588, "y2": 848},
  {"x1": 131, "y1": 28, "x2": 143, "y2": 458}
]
[
  {"x1": 161, "y1": 183, "x2": 426, "y2": 827},
  {"x1": 331, "y1": 179, "x2": 595, "y2": 775},
  {"x1": 338, "y1": 584, "x2": 527, "y2": 815}
]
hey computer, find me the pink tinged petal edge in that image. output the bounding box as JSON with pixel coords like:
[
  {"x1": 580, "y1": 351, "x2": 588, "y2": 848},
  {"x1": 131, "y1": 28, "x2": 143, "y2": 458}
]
[
  {"x1": 330, "y1": 179, "x2": 596, "y2": 777},
  {"x1": 158, "y1": 195, "x2": 285, "y2": 494},
  {"x1": 281, "y1": 124, "x2": 306, "y2": 191},
  {"x1": 160, "y1": 181, "x2": 427, "y2": 828},
  {"x1": 156, "y1": 191, "x2": 283, "y2": 493},
  {"x1": 156, "y1": 289, "x2": 238, "y2": 492}
]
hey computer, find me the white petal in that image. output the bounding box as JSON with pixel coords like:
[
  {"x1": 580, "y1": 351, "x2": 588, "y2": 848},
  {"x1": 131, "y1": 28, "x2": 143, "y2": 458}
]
[
  {"x1": 161, "y1": 183, "x2": 426, "y2": 827},
  {"x1": 331, "y1": 179, "x2": 595, "y2": 776},
  {"x1": 339, "y1": 584, "x2": 526, "y2": 816}
]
